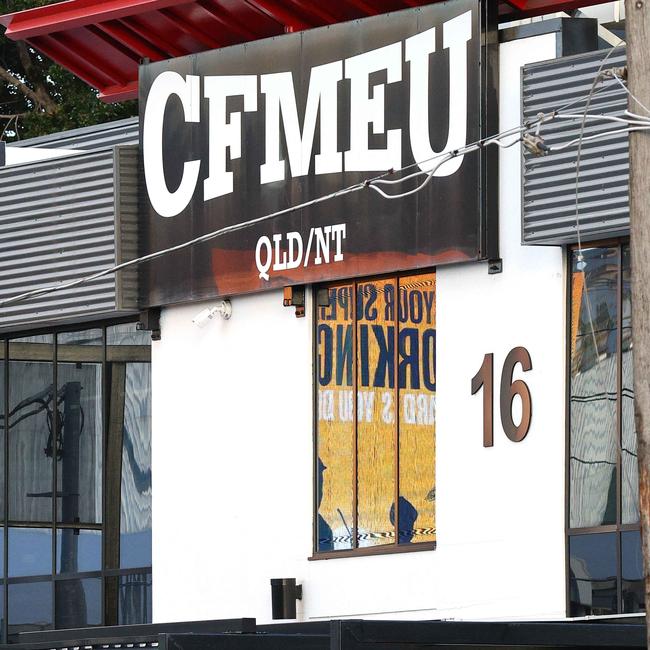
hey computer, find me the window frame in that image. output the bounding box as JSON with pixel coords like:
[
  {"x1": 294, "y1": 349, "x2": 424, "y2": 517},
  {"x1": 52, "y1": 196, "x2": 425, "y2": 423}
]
[
  {"x1": 565, "y1": 240, "x2": 643, "y2": 617},
  {"x1": 310, "y1": 272, "x2": 437, "y2": 561},
  {"x1": 0, "y1": 316, "x2": 153, "y2": 641}
]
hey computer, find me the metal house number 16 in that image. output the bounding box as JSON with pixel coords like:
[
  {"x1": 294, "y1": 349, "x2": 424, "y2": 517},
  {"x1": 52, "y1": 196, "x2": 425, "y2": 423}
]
[{"x1": 471, "y1": 347, "x2": 533, "y2": 447}]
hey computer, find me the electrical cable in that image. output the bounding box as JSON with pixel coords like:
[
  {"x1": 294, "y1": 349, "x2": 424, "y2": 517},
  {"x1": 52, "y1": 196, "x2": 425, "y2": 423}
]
[
  {"x1": 370, "y1": 132, "x2": 525, "y2": 196},
  {"x1": 573, "y1": 43, "x2": 626, "y2": 263},
  {"x1": 0, "y1": 55, "x2": 641, "y2": 310},
  {"x1": 572, "y1": 43, "x2": 622, "y2": 414},
  {"x1": 548, "y1": 126, "x2": 650, "y2": 152},
  {"x1": 0, "y1": 177, "x2": 370, "y2": 308},
  {"x1": 555, "y1": 113, "x2": 650, "y2": 126},
  {"x1": 369, "y1": 155, "x2": 453, "y2": 199},
  {"x1": 569, "y1": 42, "x2": 641, "y2": 508},
  {"x1": 549, "y1": 81, "x2": 632, "y2": 114},
  {"x1": 625, "y1": 109, "x2": 650, "y2": 122},
  {"x1": 611, "y1": 72, "x2": 650, "y2": 116},
  {"x1": 0, "y1": 40, "x2": 643, "y2": 517},
  {"x1": 370, "y1": 121, "x2": 646, "y2": 200}
]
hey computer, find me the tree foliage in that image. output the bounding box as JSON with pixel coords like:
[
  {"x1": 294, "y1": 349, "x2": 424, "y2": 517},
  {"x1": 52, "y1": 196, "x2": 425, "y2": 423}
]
[{"x1": 0, "y1": 0, "x2": 137, "y2": 141}]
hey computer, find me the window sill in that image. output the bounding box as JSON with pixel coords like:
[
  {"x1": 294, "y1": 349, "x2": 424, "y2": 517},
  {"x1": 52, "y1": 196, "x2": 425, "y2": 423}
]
[{"x1": 309, "y1": 541, "x2": 436, "y2": 561}]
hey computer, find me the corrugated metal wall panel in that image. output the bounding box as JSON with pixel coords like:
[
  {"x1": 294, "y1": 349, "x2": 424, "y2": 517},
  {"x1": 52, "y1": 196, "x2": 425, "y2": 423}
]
[
  {"x1": 522, "y1": 48, "x2": 629, "y2": 245},
  {"x1": 115, "y1": 145, "x2": 140, "y2": 312},
  {"x1": 7, "y1": 117, "x2": 138, "y2": 151},
  {"x1": 0, "y1": 148, "x2": 139, "y2": 332}
]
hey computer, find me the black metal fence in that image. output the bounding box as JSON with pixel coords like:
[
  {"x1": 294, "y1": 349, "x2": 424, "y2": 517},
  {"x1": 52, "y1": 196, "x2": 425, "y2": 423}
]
[{"x1": 2, "y1": 617, "x2": 645, "y2": 650}]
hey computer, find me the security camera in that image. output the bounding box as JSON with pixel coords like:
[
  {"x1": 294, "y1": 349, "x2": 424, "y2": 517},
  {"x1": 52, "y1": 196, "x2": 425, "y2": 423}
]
[{"x1": 192, "y1": 300, "x2": 232, "y2": 326}]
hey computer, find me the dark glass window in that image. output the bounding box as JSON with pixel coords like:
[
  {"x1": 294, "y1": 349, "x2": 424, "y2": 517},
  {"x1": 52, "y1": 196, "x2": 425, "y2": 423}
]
[
  {"x1": 107, "y1": 324, "x2": 150, "y2": 347},
  {"x1": 8, "y1": 528, "x2": 51, "y2": 578},
  {"x1": 622, "y1": 530, "x2": 644, "y2": 613},
  {"x1": 56, "y1": 361, "x2": 103, "y2": 525},
  {"x1": 0, "y1": 579, "x2": 4, "y2": 640},
  {"x1": 56, "y1": 529, "x2": 102, "y2": 574},
  {"x1": 315, "y1": 273, "x2": 436, "y2": 554},
  {"x1": 55, "y1": 577, "x2": 102, "y2": 629},
  {"x1": 8, "y1": 335, "x2": 54, "y2": 524},
  {"x1": 621, "y1": 248, "x2": 638, "y2": 524},
  {"x1": 118, "y1": 571, "x2": 152, "y2": 625},
  {"x1": 569, "y1": 247, "x2": 618, "y2": 528},
  {"x1": 0, "y1": 343, "x2": 5, "y2": 520},
  {"x1": 568, "y1": 244, "x2": 643, "y2": 616},
  {"x1": 0, "y1": 322, "x2": 152, "y2": 641},
  {"x1": 569, "y1": 533, "x2": 617, "y2": 616},
  {"x1": 105, "y1": 326, "x2": 152, "y2": 573},
  {"x1": 119, "y1": 364, "x2": 152, "y2": 569},
  {"x1": 8, "y1": 581, "x2": 52, "y2": 638}
]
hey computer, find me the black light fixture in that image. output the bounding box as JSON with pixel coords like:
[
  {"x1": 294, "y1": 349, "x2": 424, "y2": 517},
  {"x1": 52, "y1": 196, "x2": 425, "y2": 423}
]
[
  {"x1": 137, "y1": 308, "x2": 162, "y2": 340},
  {"x1": 270, "y1": 578, "x2": 302, "y2": 619},
  {"x1": 316, "y1": 288, "x2": 330, "y2": 307},
  {"x1": 283, "y1": 286, "x2": 306, "y2": 318}
]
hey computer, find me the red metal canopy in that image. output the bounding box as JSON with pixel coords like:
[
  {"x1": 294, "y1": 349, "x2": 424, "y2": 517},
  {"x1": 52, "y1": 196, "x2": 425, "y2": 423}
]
[{"x1": 0, "y1": 0, "x2": 612, "y2": 102}]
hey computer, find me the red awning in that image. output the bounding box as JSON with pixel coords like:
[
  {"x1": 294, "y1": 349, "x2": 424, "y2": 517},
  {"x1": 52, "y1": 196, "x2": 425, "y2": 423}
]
[{"x1": 0, "y1": 0, "x2": 613, "y2": 102}]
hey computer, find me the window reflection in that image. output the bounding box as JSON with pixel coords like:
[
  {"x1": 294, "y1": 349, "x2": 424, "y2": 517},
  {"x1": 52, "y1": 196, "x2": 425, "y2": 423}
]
[
  {"x1": 0, "y1": 582, "x2": 5, "y2": 640},
  {"x1": 57, "y1": 329, "x2": 103, "y2": 347},
  {"x1": 118, "y1": 572, "x2": 151, "y2": 625},
  {"x1": 8, "y1": 581, "x2": 52, "y2": 640},
  {"x1": 0, "y1": 323, "x2": 151, "y2": 636},
  {"x1": 621, "y1": 246, "x2": 639, "y2": 524},
  {"x1": 8, "y1": 335, "x2": 54, "y2": 523},
  {"x1": 8, "y1": 528, "x2": 51, "y2": 578},
  {"x1": 56, "y1": 362, "x2": 102, "y2": 524},
  {"x1": 570, "y1": 247, "x2": 618, "y2": 528},
  {"x1": 0, "y1": 529, "x2": 4, "y2": 579},
  {"x1": 57, "y1": 329, "x2": 103, "y2": 364},
  {"x1": 120, "y1": 364, "x2": 152, "y2": 568},
  {"x1": 107, "y1": 323, "x2": 150, "y2": 347},
  {"x1": 0, "y1": 342, "x2": 5, "y2": 520},
  {"x1": 569, "y1": 533, "x2": 617, "y2": 616},
  {"x1": 55, "y1": 578, "x2": 101, "y2": 629},
  {"x1": 56, "y1": 529, "x2": 101, "y2": 574},
  {"x1": 568, "y1": 245, "x2": 644, "y2": 616},
  {"x1": 622, "y1": 530, "x2": 645, "y2": 613},
  {"x1": 11, "y1": 335, "x2": 53, "y2": 345},
  {"x1": 106, "y1": 359, "x2": 152, "y2": 570}
]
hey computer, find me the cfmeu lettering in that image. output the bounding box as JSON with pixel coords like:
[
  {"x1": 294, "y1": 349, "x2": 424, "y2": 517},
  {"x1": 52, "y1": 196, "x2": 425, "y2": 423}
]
[{"x1": 143, "y1": 10, "x2": 472, "y2": 218}]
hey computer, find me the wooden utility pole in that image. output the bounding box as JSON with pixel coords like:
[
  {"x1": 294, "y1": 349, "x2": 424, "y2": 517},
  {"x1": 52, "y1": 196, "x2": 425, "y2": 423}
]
[{"x1": 627, "y1": 0, "x2": 650, "y2": 641}]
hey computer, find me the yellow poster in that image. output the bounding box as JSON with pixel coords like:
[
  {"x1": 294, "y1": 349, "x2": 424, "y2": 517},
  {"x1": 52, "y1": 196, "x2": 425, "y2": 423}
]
[{"x1": 316, "y1": 273, "x2": 436, "y2": 552}]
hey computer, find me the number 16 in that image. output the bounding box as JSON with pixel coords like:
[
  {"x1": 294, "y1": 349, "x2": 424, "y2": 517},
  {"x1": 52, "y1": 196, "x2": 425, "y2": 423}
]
[{"x1": 471, "y1": 347, "x2": 533, "y2": 447}]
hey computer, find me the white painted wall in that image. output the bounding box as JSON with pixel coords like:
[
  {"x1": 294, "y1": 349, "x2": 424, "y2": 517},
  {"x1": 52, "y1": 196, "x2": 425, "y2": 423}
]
[
  {"x1": 434, "y1": 31, "x2": 565, "y2": 621},
  {"x1": 152, "y1": 290, "x2": 314, "y2": 623},
  {"x1": 152, "y1": 32, "x2": 567, "y2": 625}
]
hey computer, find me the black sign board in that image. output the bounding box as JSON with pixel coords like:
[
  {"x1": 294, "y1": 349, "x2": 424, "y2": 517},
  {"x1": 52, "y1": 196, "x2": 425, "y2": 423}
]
[{"x1": 139, "y1": 0, "x2": 497, "y2": 306}]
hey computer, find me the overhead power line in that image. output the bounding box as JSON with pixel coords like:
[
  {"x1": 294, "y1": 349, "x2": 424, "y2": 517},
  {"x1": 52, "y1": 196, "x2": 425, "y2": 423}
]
[{"x1": 0, "y1": 63, "x2": 644, "y2": 311}]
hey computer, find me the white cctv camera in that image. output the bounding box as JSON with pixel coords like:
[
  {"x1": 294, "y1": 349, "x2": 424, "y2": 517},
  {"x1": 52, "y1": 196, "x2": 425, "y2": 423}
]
[{"x1": 192, "y1": 300, "x2": 232, "y2": 326}]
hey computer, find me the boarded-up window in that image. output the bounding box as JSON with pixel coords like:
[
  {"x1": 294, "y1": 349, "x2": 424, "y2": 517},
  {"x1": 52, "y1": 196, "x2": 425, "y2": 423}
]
[{"x1": 316, "y1": 273, "x2": 436, "y2": 554}]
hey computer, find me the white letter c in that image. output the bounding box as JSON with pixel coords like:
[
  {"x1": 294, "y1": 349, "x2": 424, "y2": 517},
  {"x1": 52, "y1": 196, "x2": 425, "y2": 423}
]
[{"x1": 143, "y1": 72, "x2": 201, "y2": 218}]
